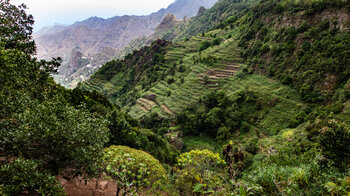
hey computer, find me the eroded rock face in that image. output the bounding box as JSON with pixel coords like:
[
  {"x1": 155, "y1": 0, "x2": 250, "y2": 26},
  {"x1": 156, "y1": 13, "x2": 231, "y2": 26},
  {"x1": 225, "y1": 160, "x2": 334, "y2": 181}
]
[{"x1": 158, "y1": 14, "x2": 179, "y2": 30}]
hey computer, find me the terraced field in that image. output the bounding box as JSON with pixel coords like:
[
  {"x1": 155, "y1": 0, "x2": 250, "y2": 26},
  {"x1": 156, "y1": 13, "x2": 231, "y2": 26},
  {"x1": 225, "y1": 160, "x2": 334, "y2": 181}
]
[
  {"x1": 129, "y1": 31, "x2": 244, "y2": 118},
  {"x1": 80, "y1": 28, "x2": 304, "y2": 122}
]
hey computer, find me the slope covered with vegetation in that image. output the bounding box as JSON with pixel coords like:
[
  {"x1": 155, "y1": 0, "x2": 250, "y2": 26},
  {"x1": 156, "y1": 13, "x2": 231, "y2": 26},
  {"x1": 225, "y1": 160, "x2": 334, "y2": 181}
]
[
  {"x1": 0, "y1": 1, "x2": 177, "y2": 195},
  {"x1": 1, "y1": 0, "x2": 350, "y2": 195},
  {"x1": 79, "y1": 0, "x2": 350, "y2": 195}
]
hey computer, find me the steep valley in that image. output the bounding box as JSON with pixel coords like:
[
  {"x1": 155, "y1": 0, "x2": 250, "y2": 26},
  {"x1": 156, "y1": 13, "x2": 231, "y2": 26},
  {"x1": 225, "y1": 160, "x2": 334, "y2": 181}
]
[{"x1": 1, "y1": 0, "x2": 350, "y2": 195}]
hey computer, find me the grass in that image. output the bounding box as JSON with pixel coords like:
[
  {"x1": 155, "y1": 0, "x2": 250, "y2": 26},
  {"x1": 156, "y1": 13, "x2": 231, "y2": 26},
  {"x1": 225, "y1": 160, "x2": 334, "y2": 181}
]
[{"x1": 182, "y1": 135, "x2": 223, "y2": 154}]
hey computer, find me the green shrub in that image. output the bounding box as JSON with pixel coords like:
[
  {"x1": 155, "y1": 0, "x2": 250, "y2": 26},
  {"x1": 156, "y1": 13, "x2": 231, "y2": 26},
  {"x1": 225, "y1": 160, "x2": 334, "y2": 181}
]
[
  {"x1": 108, "y1": 115, "x2": 178, "y2": 163},
  {"x1": 167, "y1": 77, "x2": 175, "y2": 84},
  {"x1": 0, "y1": 158, "x2": 64, "y2": 195},
  {"x1": 174, "y1": 149, "x2": 227, "y2": 194},
  {"x1": 324, "y1": 177, "x2": 350, "y2": 196},
  {"x1": 216, "y1": 126, "x2": 231, "y2": 142},
  {"x1": 101, "y1": 145, "x2": 168, "y2": 195},
  {"x1": 244, "y1": 137, "x2": 259, "y2": 154},
  {"x1": 318, "y1": 120, "x2": 350, "y2": 168},
  {"x1": 178, "y1": 64, "x2": 186, "y2": 72},
  {"x1": 259, "y1": 44, "x2": 270, "y2": 54},
  {"x1": 152, "y1": 53, "x2": 165, "y2": 65},
  {"x1": 198, "y1": 40, "x2": 211, "y2": 51},
  {"x1": 212, "y1": 38, "x2": 222, "y2": 46}
]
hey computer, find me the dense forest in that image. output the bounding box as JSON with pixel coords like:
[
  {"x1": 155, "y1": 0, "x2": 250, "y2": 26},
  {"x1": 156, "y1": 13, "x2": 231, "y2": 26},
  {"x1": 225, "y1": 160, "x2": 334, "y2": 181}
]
[{"x1": 1, "y1": 0, "x2": 350, "y2": 195}]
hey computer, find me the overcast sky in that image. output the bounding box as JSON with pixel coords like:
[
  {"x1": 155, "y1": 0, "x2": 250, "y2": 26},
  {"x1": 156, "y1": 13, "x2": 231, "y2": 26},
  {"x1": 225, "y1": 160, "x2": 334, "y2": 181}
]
[{"x1": 11, "y1": 0, "x2": 175, "y2": 31}]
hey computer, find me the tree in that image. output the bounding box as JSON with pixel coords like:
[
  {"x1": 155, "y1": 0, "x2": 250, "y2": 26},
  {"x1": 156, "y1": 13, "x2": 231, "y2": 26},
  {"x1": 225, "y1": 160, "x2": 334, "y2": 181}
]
[
  {"x1": 0, "y1": 0, "x2": 35, "y2": 54},
  {"x1": 1, "y1": 98, "x2": 109, "y2": 173}
]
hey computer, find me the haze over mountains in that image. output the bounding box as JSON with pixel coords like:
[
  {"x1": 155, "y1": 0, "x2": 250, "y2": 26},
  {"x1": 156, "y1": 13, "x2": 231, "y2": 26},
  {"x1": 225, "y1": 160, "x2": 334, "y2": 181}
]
[{"x1": 34, "y1": 0, "x2": 218, "y2": 88}]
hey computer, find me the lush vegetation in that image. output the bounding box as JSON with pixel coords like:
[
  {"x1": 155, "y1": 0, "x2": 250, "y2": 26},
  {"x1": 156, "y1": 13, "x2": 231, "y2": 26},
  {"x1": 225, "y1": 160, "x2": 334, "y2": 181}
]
[
  {"x1": 0, "y1": 1, "x2": 175, "y2": 195},
  {"x1": 2, "y1": 0, "x2": 350, "y2": 195},
  {"x1": 238, "y1": 0, "x2": 350, "y2": 103},
  {"x1": 173, "y1": 149, "x2": 228, "y2": 194},
  {"x1": 101, "y1": 145, "x2": 168, "y2": 195}
]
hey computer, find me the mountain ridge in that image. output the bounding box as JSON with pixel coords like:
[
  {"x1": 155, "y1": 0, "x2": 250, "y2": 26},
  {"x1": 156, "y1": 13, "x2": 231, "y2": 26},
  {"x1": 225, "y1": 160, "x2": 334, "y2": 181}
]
[{"x1": 35, "y1": 0, "x2": 218, "y2": 88}]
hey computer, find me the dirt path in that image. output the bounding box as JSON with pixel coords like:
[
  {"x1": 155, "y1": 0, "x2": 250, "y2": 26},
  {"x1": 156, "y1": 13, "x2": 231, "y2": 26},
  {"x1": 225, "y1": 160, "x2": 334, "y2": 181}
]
[{"x1": 58, "y1": 175, "x2": 117, "y2": 196}]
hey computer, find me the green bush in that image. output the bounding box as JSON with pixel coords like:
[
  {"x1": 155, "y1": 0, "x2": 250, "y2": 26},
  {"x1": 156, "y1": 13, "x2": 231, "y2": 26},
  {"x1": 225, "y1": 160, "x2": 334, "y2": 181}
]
[
  {"x1": 198, "y1": 40, "x2": 211, "y2": 51},
  {"x1": 167, "y1": 77, "x2": 175, "y2": 84},
  {"x1": 152, "y1": 53, "x2": 165, "y2": 65},
  {"x1": 212, "y1": 38, "x2": 222, "y2": 46},
  {"x1": 0, "y1": 158, "x2": 64, "y2": 195},
  {"x1": 101, "y1": 145, "x2": 168, "y2": 195},
  {"x1": 318, "y1": 120, "x2": 350, "y2": 168},
  {"x1": 174, "y1": 149, "x2": 227, "y2": 194},
  {"x1": 216, "y1": 126, "x2": 231, "y2": 142},
  {"x1": 244, "y1": 137, "x2": 259, "y2": 154}
]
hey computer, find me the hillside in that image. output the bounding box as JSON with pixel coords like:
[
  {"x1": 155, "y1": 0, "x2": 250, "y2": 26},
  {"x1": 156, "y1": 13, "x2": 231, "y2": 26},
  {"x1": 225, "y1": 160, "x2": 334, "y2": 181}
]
[
  {"x1": 81, "y1": 0, "x2": 350, "y2": 120},
  {"x1": 34, "y1": 0, "x2": 218, "y2": 88},
  {"x1": 1, "y1": 0, "x2": 350, "y2": 195},
  {"x1": 79, "y1": 0, "x2": 350, "y2": 194}
]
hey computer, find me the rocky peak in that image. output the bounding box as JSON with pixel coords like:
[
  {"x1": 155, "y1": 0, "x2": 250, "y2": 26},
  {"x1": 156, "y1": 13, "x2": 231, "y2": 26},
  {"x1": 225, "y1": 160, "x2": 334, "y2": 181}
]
[
  {"x1": 157, "y1": 14, "x2": 179, "y2": 30},
  {"x1": 197, "y1": 6, "x2": 207, "y2": 16}
]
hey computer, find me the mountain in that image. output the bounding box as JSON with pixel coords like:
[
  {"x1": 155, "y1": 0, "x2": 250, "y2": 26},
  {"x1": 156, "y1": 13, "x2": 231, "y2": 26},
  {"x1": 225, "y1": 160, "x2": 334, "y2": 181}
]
[
  {"x1": 34, "y1": 23, "x2": 67, "y2": 36},
  {"x1": 114, "y1": 0, "x2": 256, "y2": 60},
  {"x1": 2, "y1": 0, "x2": 350, "y2": 195},
  {"x1": 34, "y1": 0, "x2": 218, "y2": 88}
]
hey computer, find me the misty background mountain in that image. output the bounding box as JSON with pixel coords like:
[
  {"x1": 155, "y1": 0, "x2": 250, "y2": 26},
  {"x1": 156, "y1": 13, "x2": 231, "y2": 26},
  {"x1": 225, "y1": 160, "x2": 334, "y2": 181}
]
[{"x1": 34, "y1": 0, "x2": 218, "y2": 88}]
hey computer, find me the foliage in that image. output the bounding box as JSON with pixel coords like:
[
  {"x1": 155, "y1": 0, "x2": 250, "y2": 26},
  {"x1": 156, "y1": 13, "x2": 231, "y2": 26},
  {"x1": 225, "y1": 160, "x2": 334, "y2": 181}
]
[
  {"x1": 0, "y1": 158, "x2": 64, "y2": 195},
  {"x1": 1, "y1": 98, "x2": 109, "y2": 173},
  {"x1": 212, "y1": 37, "x2": 222, "y2": 46},
  {"x1": 41, "y1": 0, "x2": 350, "y2": 194},
  {"x1": 0, "y1": 0, "x2": 35, "y2": 54},
  {"x1": 176, "y1": 89, "x2": 290, "y2": 139},
  {"x1": 167, "y1": 0, "x2": 257, "y2": 41},
  {"x1": 198, "y1": 40, "x2": 211, "y2": 51},
  {"x1": 101, "y1": 145, "x2": 168, "y2": 195},
  {"x1": 324, "y1": 177, "x2": 350, "y2": 196},
  {"x1": 0, "y1": 3, "x2": 123, "y2": 194},
  {"x1": 174, "y1": 149, "x2": 227, "y2": 194},
  {"x1": 108, "y1": 112, "x2": 178, "y2": 163},
  {"x1": 65, "y1": 88, "x2": 115, "y2": 116},
  {"x1": 317, "y1": 120, "x2": 350, "y2": 168},
  {"x1": 240, "y1": 0, "x2": 350, "y2": 102}
]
